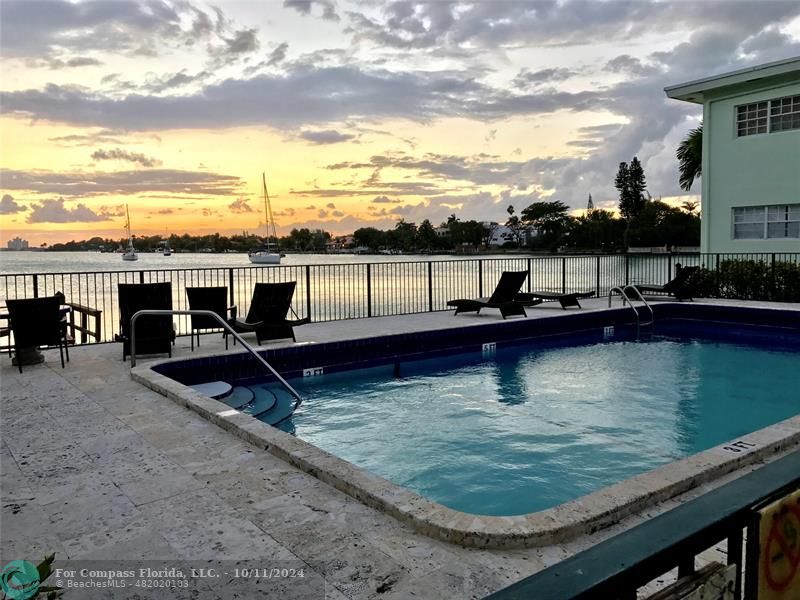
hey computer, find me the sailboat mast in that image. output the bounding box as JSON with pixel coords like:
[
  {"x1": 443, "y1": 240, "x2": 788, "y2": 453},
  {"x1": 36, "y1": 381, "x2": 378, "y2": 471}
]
[{"x1": 262, "y1": 172, "x2": 277, "y2": 241}]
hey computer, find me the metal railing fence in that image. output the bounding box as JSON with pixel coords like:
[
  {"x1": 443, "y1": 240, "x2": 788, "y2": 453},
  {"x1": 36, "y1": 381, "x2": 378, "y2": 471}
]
[{"x1": 2, "y1": 253, "x2": 798, "y2": 345}]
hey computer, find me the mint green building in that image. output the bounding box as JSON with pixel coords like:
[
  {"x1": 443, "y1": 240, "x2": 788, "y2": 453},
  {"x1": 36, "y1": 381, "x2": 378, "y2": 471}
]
[{"x1": 665, "y1": 58, "x2": 800, "y2": 254}]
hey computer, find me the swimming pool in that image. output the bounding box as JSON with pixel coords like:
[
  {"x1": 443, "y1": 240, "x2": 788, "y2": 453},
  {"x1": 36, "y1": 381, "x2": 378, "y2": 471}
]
[
  {"x1": 143, "y1": 303, "x2": 800, "y2": 547},
  {"x1": 287, "y1": 335, "x2": 799, "y2": 516}
]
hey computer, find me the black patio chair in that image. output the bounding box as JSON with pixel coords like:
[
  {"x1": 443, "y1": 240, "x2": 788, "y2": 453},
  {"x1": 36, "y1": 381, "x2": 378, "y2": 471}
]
[
  {"x1": 6, "y1": 296, "x2": 69, "y2": 373},
  {"x1": 515, "y1": 290, "x2": 596, "y2": 309},
  {"x1": 447, "y1": 271, "x2": 532, "y2": 319},
  {"x1": 115, "y1": 282, "x2": 176, "y2": 361},
  {"x1": 186, "y1": 286, "x2": 237, "y2": 351},
  {"x1": 230, "y1": 281, "x2": 310, "y2": 344},
  {"x1": 636, "y1": 265, "x2": 700, "y2": 301}
]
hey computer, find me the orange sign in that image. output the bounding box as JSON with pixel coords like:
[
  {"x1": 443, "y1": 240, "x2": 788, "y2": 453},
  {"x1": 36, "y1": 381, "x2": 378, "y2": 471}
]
[{"x1": 758, "y1": 488, "x2": 800, "y2": 600}]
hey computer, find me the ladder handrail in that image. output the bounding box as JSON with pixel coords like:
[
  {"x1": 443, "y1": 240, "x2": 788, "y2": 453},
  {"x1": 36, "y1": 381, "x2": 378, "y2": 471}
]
[
  {"x1": 129, "y1": 309, "x2": 302, "y2": 409},
  {"x1": 608, "y1": 286, "x2": 640, "y2": 330},
  {"x1": 623, "y1": 285, "x2": 655, "y2": 326}
]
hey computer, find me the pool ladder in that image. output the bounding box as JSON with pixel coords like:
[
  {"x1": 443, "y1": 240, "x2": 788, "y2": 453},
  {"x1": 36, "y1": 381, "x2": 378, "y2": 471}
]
[{"x1": 608, "y1": 285, "x2": 654, "y2": 337}]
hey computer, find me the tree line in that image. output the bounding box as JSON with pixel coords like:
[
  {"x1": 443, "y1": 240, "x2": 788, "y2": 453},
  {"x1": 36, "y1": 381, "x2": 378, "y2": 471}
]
[{"x1": 47, "y1": 154, "x2": 699, "y2": 253}]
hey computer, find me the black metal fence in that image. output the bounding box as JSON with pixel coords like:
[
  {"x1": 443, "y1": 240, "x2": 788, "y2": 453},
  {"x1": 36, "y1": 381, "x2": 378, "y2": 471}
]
[{"x1": 1, "y1": 253, "x2": 798, "y2": 344}]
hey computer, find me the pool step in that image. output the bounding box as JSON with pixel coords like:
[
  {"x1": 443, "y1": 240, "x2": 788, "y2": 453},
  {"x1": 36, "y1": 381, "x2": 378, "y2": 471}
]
[
  {"x1": 223, "y1": 386, "x2": 255, "y2": 409},
  {"x1": 237, "y1": 384, "x2": 297, "y2": 426},
  {"x1": 242, "y1": 384, "x2": 278, "y2": 418},
  {"x1": 254, "y1": 387, "x2": 296, "y2": 426},
  {"x1": 190, "y1": 381, "x2": 233, "y2": 400}
]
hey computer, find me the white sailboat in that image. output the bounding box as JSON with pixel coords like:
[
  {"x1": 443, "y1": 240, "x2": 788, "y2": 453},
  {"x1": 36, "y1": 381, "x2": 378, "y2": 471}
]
[
  {"x1": 121, "y1": 204, "x2": 138, "y2": 261},
  {"x1": 248, "y1": 172, "x2": 281, "y2": 265}
]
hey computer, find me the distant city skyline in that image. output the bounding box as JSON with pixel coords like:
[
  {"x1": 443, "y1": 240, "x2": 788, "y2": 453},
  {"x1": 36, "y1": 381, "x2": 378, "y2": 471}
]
[{"x1": 1, "y1": 0, "x2": 799, "y2": 246}]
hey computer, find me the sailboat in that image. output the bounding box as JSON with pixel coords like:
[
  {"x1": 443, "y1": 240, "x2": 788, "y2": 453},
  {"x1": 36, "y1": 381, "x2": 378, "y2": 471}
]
[
  {"x1": 121, "y1": 204, "x2": 138, "y2": 261},
  {"x1": 248, "y1": 172, "x2": 281, "y2": 265}
]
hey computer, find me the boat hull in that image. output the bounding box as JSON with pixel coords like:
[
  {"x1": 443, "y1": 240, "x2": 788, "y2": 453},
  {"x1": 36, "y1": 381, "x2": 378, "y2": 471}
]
[{"x1": 248, "y1": 252, "x2": 281, "y2": 265}]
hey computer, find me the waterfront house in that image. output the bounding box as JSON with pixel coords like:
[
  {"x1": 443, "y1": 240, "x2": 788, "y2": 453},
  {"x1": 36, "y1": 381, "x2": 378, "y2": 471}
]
[{"x1": 665, "y1": 57, "x2": 800, "y2": 254}]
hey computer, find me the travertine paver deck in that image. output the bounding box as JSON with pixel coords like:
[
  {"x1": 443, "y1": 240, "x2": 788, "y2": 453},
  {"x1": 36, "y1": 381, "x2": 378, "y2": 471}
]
[{"x1": 2, "y1": 299, "x2": 798, "y2": 598}]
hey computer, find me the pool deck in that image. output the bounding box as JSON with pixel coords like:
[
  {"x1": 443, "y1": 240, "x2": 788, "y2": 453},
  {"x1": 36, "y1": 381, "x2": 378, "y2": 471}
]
[{"x1": 2, "y1": 297, "x2": 799, "y2": 598}]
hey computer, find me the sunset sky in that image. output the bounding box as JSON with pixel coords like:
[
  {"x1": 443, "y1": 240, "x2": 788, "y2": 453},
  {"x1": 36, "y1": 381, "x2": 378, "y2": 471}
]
[{"x1": 1, "y1": 0, "x2": 799, "y2": 246}]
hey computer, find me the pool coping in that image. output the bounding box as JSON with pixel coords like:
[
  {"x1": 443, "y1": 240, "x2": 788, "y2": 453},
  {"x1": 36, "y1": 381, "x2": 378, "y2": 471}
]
[{"x1": 132, "y1": 307, "x2": 800, "y2": 549}]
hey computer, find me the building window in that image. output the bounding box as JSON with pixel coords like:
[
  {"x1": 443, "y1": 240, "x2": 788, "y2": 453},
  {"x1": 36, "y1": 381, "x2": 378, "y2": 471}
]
[
  {"x1": 770, "y1": 95, "x2": 800, "y2": 133},
  {"x1": 737, "y1": 101, "x2": 768, "y2": 137},
  {"x1": 733, "y1": 204, "x2": 800, "y2": 239},
  {"x1": 736, "y1": 95, "x2": 800, "y2": 137}
]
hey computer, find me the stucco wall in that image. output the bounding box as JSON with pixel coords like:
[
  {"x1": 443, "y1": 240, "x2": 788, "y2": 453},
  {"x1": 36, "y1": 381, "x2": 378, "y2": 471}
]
[{"x1": 702, "y1": 80, "x2": 800, "y2": 254}]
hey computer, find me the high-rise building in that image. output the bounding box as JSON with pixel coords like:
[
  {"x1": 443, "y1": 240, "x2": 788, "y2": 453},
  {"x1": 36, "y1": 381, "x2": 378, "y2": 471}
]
[{"x1": 7, "y1": 237, "x2": 29, "y2": 250}]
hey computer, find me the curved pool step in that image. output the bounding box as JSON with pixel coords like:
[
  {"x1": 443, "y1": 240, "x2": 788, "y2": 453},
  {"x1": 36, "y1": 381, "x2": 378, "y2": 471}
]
[
  {"x1": 254, "y1": 387, "x2": 297, "y2": 426},
  {"x1": 242, "y1": 384, "x2": 278, "y2": 418},
  {"x1": 190, "y1": 381, "x2": 233, "y2": 400},
  {"x1": 223, "y1": 386, "x2": 254, "y2": 409}
]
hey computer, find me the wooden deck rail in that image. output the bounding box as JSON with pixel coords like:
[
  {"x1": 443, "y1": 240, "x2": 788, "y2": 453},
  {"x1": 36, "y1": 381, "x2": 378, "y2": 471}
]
[{"x1": 66, "y1": 302, "x2": 102, "y2": 343}]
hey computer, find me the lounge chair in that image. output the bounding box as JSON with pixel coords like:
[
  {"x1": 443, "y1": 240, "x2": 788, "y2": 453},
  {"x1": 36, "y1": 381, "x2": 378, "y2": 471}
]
[
  {"x1": 447, "y1": 271, "x2": 534, "y2": 319},
  {"x1": 186, "y1": 287, "x2": 237, "y2": 351},
  {"x1": 635, "y1": 266, "x2": 699, "y2": 301},
  {"x1": 515, "y1": 290, "x2": 596, "y2": 309},
  {"x1": 115, "y1": 282, "x2": 176, "y2": 361},
  {"x1": 6, "y1": 296, "x2": 70, "y2": 373},
  {"x1": 230, "y1": 281, "x2": 310, "y2": 344}
]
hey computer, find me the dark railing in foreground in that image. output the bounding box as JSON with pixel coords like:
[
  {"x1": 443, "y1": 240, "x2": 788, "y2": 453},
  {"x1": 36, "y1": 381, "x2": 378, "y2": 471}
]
[
  {"x1": 485, "y1": 449, "x2": 800, "y2": 600},
  {"x1": 1, "y1": 253, "x2": 799, "y2": 345}
]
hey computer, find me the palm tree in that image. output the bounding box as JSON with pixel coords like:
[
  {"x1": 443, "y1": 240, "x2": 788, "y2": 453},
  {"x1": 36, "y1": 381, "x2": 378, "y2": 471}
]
[{"x1": 677, "y1": 123, "x2": 702, "y2": 191}]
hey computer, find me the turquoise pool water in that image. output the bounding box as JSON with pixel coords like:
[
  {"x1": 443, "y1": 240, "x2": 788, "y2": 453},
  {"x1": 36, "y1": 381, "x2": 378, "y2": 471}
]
[{"x1": 288, "y1": 337, "x2": 799, "y2": 516}]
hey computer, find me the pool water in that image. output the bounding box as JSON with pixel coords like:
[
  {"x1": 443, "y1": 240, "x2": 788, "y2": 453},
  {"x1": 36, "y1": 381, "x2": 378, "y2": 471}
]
[{"x1": 287, "y1": 336, "x2": 799, "y2": 516}]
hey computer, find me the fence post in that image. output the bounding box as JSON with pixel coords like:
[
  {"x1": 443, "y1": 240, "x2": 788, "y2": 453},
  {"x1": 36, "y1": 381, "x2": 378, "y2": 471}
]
[
  {"x1": 32, "y1": 274, "x2": 39, "y2": 298},
  {"x1": 139, "y1": 271, "x2": 144, "y2": 284},
  {"x1": 228, "y1": 268, "x2": 234, "y2": 306},
  {"x1": 561, "y1": 258, "x2": 566, "y2": 294},
  {"x1": 427, "y1": 261, "x2": 433, "y2": 312},
  {"x1": 596, "y1": 255, "x2": 601, "y2": 297},
  {"x1": 478, "y1": 259, "x2": 483, "y2": 297},
  {"x1": 624, "y1": 254, "x2": 630, "y2": 286},
  {"x1": 715, "y1": 254, "x2": 721, "y2": 297},
  {"x1": 527, "y1": 258, "x2": 532, "y2": 292},
  {"x1": 366, "y1": 263, "x2": 372, "y2": 318},
  {"x1": 668, "y1": 253, "x2": 673, "y2": 283},
  {"x1": 770, "y1": 253, "x2": 776, "y2": 301},
  {"x1": 305, "y1": 265, "x2": 312, "y2": 321}
]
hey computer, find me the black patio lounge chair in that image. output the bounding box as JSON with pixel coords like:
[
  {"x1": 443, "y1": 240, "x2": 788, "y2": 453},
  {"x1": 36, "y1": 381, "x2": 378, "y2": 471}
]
[
  {"x1": 230, "y1": 281, "x2": 310, "y2": 344},
  {"x1": 186, "y1": 286, "x2": 237, "y2": 351},
  {"x1": 515, "y1": 290, "x2": 596, "y2": 309},
  {"x1": 115, "y1": 282, "x2": 176, "y2": 361},
  {"x1": 447, "y1": 271, "x2": 533, "y2": 319},
  {"x1": 6, "y1": 296, "x2": 70, "y2": 373},
  {"x1": 635, "y1": 265, "x2": 700, "y2": 301}
]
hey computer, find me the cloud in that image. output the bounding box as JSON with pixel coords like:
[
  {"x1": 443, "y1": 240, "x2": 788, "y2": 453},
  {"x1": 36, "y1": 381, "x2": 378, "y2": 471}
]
[
  {"x1": 1, "y1": 168, "x2": 243, "y2": 197},
  {"x1": 49, "y1": 129, "x2": 127, "y2": 146},
  {"x1": 325, "y1": 202, "x2": 336, "y2": 209},
  {"x1": 298, "y1": 129, "x2": 357, "y2": 144},
  {"x1": 268, "y1": 42, "x2": 289, "y2": 66},
  {"x1": 0, "y1": 194, "x2": 26, "y2": 214},
  {"x1": 371, "y1": 195, "x2": 402, "y2": 204},
  {"x1": 26, "y1": 197, "x2": 108, "y2": 223},
  {"x1": 604, "y1": 55, "x2": 662, "y2": 77},
  {"x1": 228, "y1": 197, "x2": 254, "y2": 213},
  {"x1": 91, "y1": 148, "x2": 161, "y2": 167},
  {"x1": 283, "y1": 0, "x2": 340, "y2": 22},
  {"x1": 512, "y1": 68, "x2": 578, "y2": 89}
]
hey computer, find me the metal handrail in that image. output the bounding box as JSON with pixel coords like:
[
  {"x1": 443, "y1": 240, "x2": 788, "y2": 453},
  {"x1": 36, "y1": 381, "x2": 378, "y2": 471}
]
[
  {"x1": 623, "y1": 285, "x2": 654, "y2": 326},
  {"x1": 129, "y1": 309, "x2": 302, "y2": 408},
  {"x1": 608, "y1": 286, "x2": 641, "y2": 330}
]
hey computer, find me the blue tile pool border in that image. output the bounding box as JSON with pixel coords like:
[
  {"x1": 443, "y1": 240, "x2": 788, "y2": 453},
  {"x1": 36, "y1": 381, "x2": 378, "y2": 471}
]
[{"x1": 133, "y1": 302, "x2": 800, "y2": 549}]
